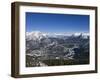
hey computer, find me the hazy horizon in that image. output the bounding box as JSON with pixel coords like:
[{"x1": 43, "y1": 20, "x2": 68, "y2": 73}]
[{"x1": 26, "y1": 30, "x2": 89, "y2": 34}]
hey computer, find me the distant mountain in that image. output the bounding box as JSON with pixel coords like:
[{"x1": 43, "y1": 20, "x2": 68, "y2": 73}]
[
  {"x1": 26, "y1": 31, "x2": 47, "y2": 41},
  {"x1": 26, "y1": 31, "x2": 89, "y2": 41}
]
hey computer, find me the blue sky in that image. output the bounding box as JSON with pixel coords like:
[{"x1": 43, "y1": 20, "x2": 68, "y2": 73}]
[{"x1": 26, "y1": 12, "x2": 89, "y2": 33}]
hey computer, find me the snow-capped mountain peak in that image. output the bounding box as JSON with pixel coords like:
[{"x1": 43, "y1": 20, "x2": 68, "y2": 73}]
[
  {"x1": 26, "y1": 31, "x2": 89, "y2": 41},
  {"x1": 26, "y1": 31, "x2": 47, "y2": 41},
  {"x1": 74, "y1": 32, "x2": 89, "y2": 39}
]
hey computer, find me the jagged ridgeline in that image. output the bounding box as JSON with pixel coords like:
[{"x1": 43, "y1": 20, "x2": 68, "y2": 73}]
[{"x1": 26, "y1": 31, "x2": 89, "y2": 67}]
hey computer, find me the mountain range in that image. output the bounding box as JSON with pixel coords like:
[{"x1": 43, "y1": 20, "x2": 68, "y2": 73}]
[
  {"x1": 26, "y1": 31, "x2": 89, "y2": 66},
  {"x1": 26, "y1": 31, "x2": 89, "y2": 41}
]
